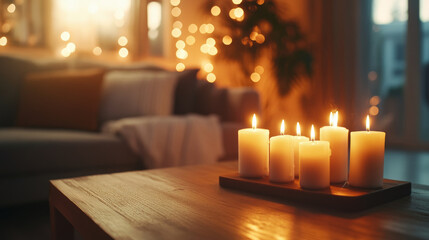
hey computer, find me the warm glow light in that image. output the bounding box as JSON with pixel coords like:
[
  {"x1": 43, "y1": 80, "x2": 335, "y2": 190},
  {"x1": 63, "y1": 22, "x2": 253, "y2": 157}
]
[
  {"x1": 366, "y1": 115, "x2": 370, "y2": 131},
  {"x1": 171, "y1": 28, "x2": 182, "y2": 38},
  {"x1": 329, "y1": 111, "x2": 338, "y2": 127},
  {"x1": 296, "y1": 122, "x2": 301, "y2": 136},
  {"x1": 171, "y1": 7, "x2": 181, "y2": 17},
  {"x1": 370, "y1": 96, "x2": 381, "y2": 105},
  {"x1": 211, "y1": 6, "x2": 221, "y2": 16},
  {"x1": 208, "y1": 46, "x2": 218, "y2": 56},
  {"x1": 92, "y1": 46, "x2": 102, "y2": 56},
  {"x1": 369, "y1": 106, "x2": 379, "y2": 116},
  {"x1": 310, "y1": 125, "x2": 315, "y2": 141},
  {"x1": 148, "y1": 2, "x2": 162, "y2": 31},
  {"x1": 200, "y1": 44, "x2": 209, "y2": 53},
  {"x1": 206, "y1": 24, "x2": 215, "y2": 33},
  {"x1": 234, "y1": 7, "x2": 244, "y2": 18},
  {"x1": 118, "y1": 36, "x2": 128, "y2": 46},
  {"x1": 114, "y1": 10, "x2": 124, "y2": 20},
  {"x1": 257, "y1": 0, "x2": 265, "y2": 5},
  {"x1": 170, "y1": 0, "x2": 180, "y2": 6},
  {"x1": 186, "y1": 35, "x2": 195, "y2": 45},
  {"x1": 232, "y1": 0, "x2": 242, "y2": 4},
  {"x1": 60, "y1": 31, "x2": 70, "y2": 41},
  {"x1": 7, "y1": 4, "x2": 16, "y2": 13},
  {"x1": 255, "y1": 34, "x2": 265, "y2": 44},
  {"x1": 176, "y1": 40, "x2": 185, "y2": 49},
  {"x1": 203, "y1": 63, "x2": 214, "y2": 72},
  {"x1": 222, "y1": 35, "x2": 232, "y2": 45},
  {"x1": 207, "y1": 73, "x2": 216, "y2": 83},
  {"x1": 250, "y1": 72, "x2": 261, "y2": 82},
  {"x1": 329, "y1": 112, "x2": 333, "y2": 126},
  {"x1": 188, "y1": 24, "x2": 198, "y2": 33},
  {"x1": 176, "y1": 49, "x2": 188, "y2": 59},
  {"x1": 88, "y1": 2, "x2": 98, "y2": 14},
  {"x1": 66, "y1": 42, "x2": 76, "y2": 52},
  {"x1": 173, "y1": 21, "x2": 182, "y2": 29},
  {"x1": 61, "y1": 48, "x2": 71, "y2": 57},
  {"x1": 119, "y1": 47, "x2": 129, "y2": 58},
  {"x1": 229, "y1": 9, "x2": 236, "y2": 19},
  {"x1": 252, "y1": 114, "x2": 257, "y2": 129},
  {"x1": 255, "y1": 65, "x2": 264, "y2": 74},
  {"x1": 206, "y1": 38, "x2": 216, "y2": 46},
  {"x1": 199, "y1": 24, "x2": 207, "y2": 34},
  {"x1": 280, "y1": 119, "x2": 285, "y2": 135},
  {"x1": 250, "y1": 31, "x2": 258, "y2": 41},
  {"x1": 176, "y1": 63, "x2": 185, "y2": 72},
  {"x1": 0, "y1": 36, "x2": 7, "y2": 46}
]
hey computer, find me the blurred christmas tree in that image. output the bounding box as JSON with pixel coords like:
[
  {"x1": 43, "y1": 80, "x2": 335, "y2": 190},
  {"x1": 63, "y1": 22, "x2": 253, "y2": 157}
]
[{"x1": 204, "y1": 0, "x2": 312, "y2": 95}]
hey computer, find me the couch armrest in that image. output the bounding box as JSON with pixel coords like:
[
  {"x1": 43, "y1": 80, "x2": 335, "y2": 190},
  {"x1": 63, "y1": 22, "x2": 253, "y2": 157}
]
[{"x1": 225, "y1": 87, "x2": 261, "y2": 124}]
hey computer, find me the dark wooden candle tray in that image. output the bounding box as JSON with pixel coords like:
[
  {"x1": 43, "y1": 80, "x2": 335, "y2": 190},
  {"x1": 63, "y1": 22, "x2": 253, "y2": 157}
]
[{"x1": 219, "y1": 174, "x2": 411, "y2": 211}]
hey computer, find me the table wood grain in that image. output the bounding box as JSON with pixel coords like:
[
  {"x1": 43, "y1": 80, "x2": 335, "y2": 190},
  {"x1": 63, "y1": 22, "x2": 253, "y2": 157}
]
[{"x1": 49, "y1": 161, "x2": 429, "y2": 240}]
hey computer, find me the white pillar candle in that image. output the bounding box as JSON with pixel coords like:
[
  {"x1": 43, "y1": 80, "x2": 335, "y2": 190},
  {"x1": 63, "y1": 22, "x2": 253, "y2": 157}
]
[
  {"x1": 292, "y1": 122, "x2": 309, "y2": 177},
  {"x1": 269, "y1": 120, "x2": 294, "y2": 182},
  {"x1": 238, "y1": 114, "x2": 269, "y2": 178},
  {"x1": 320, "y1": 111, "x2": 349, "y2": 183},
  {"x1": 299, "y1": 125, "x2": 331, "y2": 189},
  {"x1": 349, "y1": 115, "x2": 386, "y2": 188}
]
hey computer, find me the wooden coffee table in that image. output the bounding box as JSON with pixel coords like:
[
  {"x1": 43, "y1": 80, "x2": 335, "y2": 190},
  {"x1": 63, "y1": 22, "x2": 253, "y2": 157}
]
[{"x1": 50, "y1": 161, "x2": 429, "y2": 240}]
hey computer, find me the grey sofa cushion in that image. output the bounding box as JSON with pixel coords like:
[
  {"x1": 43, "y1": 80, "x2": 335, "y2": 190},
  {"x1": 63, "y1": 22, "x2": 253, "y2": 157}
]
[
  {"x1": 0, "y1": 56, "x2": 36, "y2": 127},
  {"x1": 0, "y1": 128, "x2": 140, "y2": 177}
]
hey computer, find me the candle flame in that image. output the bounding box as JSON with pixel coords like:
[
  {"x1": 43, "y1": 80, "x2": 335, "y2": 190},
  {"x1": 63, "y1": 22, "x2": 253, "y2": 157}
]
[
  {"x1": 296, "y1": 122, "x2": 301, "y2": 136},
  {"x1": 366, "y1": 115, "x2": 370, "y2": 131},
  {"x1": 329, "y1": 112, "x2": 333, "y2": 126},
  {"x1": 252, "y1": 114, "x2": 257, "y2": 129},
  {"x1": 280, "y1": 119, "x2": 285, "y2": 135},
  {"x1": 333, "y1": 111, "x2": 338, "y2": 127},
  {"x1": 311, "y1": 124, "x2": 315, "y2": 141}
]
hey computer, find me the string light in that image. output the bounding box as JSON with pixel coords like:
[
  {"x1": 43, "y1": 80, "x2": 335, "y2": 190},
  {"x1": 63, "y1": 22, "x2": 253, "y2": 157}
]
[
  {"x1": 66, "y1": 42, "x2": 76, "y2": 52},
  {"x1": 170, "y1": 0, "x2": 180, "y2": 6},
  {"x1": 207, "y1": 73, "x2": 216, "y2": 83},
  {"x1": 211, "y1": 6, "x2": 221, "y2": 16},
  {"x1": 118, "y1": 36, "x2": 128, "y2": 46},
  {"x1": 60, "y1": 31, "x2": 70, "y2": 41},
  {"x1": 222, "y1": 35, "x2": 232, "y2": 45},
  {"x1": 171, "y1": 7, "x2": 181, "y2": 17},
  {"x1": 171, "y1": 28, "x2": 182, "y2": 38},
  {"x1": 188, "y1": 24, "x2": 198, "y2": 33},
  {"x1": 186, "y1": 36, "x2": 196, "y2": 45},
  {"x1": 0, "y1": 36, "x2": 8, "y2": 46},
  {"x1": 119, "y1": 47, "x2": 128, "y2": 58},
  {"x1": 173, "y1": 21, "x2": 183, "y2": 29},
  {"x1": 176, "y1": 40, "x2": 185, "y2": 49},
  {"x1": 92, "y1": 46, "x2": 102, "y2": 56},
  {"x1": 7, "y1": 4, "x2": 16, "y2": 13},
  {"x1": 176, "y1": 63, "x2": 185, "y2": 72},
  {"x1": 250, "y1": 72, "x2": 261, "y2": 82}
]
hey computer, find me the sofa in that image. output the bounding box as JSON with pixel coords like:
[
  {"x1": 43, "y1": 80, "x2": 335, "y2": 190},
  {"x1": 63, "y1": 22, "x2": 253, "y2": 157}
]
[{"x1": 0, "y1": 55, "x2": 260, "y2": 206}]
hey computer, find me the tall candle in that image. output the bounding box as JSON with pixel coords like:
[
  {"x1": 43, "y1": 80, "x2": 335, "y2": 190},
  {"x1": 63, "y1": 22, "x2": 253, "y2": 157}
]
[
  {"x1": 269, "y1": 120, "x2": 294, "y2": 183},
  {"x1": 320, "y1": 111, "x2": 349, "y2": 183},
  {"x1": 299, "y1": 125, "x2": 331, "y2": 189},
  {"x1": 292, "y1": 122, "x2": 309, "y2": 177},
  {"x1": 349, "y1": 115, "x2": 386, "y2": 188},
  {"x1": 238, "y1": 114, "x2": 269, "y2": 178}
]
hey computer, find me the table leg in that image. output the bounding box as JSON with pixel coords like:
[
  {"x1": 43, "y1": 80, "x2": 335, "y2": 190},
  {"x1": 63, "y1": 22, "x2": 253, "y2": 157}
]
[{"x1": 50, "y1": 205, "x2": 74, "y2": 240}]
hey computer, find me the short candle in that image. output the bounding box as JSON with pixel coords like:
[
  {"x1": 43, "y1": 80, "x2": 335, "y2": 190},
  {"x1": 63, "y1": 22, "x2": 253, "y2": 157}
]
[
  {"x1": 292, "y1": 122, "x2": 309, "y2": 177},
  {"x1": 299, "y1": 125, "x2": 331, "y2": 189},
  {"x1": 269, "y1": 120, "x2": 294, "y2": 183},
  {"x1": 238, "y1": 114, "x2": 269, "y2": 178},
  {"x1": 320, "y1": 111, "x2": 349, "y2": 183},
  {"x1": 349, "y1": 115, "x2": 386, "y2": 188}
]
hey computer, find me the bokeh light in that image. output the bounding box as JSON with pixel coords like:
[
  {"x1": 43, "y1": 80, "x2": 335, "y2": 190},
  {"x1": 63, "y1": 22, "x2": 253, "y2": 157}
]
[
  {"x1": 203, "y1": 63, "x2": 214, "y2": 72},
  {"x1": 176, "y1": 40, "x2": 186, "y2": 49},
  {"x1": 255, "y1": 65, "x2": 264, "y2": 74},
  {"x1": 250, "y1": 72, "x2": 261, "y2": 82},
  {"x1": 173, "y1": 21, "x2": 183, "y2": 29},
  {"x1": 66, "y1": 42, "x2": 76, "y2": 52},
  {"x1": 222, "y1": 35, "x2": 232, "y2": 45},
  {"x1": 60, "y1": 31, "x2": 70, "y2": 41},
  {"x1": 118, "y1": 36, "x2": 128, "y2": 46},
  {"x1": 370, "y1": 96, "x2": 381, "y2": 106},
  {"x1": 171, "y1": 7, "x2": 181, "y2": 17},
  {"x1": 170, "y1": 0, "x2": 180, "y2": 7},
  {"x1": 186, "y1": 36, "x2": 196, "y2": 45},
  {"x1": 369, "y1": 106, "x2": 379, "y2": 116},
  {"x1": 176, "y1": 63, "x2": 185, "y2": 72},
  {"x1": 207, "y1": 73, "x2": 216, "y2": 83},
  {"x1": 211, "y1": 6, "x2": 221, "y2": 16},
  {"x1": 188, "y1": 24, "x2": 198, "y2": 33},
  {"x1": 7, "y1": 4, "x2": 16, "y2": 13},
  {"x1": 176, "y1": 49, "x2": 188, "y2": 59},
  {"x1": 93, "y1": 46, "x2": 102, "y2": 56},
  {"x1": 119, "y1": 47, "x2": 129, "y2": 58},
  {"x1": 232, "y1": 0, "x2": 242, "y2": 4},
  {"x1": 171, "y1": 28, "x2": 182, "y2": 38},
  {"x1": 0, "y1": 36, "x2": 7, "y2": 46}
]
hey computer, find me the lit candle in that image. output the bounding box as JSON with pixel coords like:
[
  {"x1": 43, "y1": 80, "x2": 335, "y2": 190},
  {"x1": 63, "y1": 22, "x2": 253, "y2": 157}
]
[
  {"x1": 299, "y1": 125, "x2": 331, "y2": 189},
  {"x1": 320, "y1": 111, "x2": 349, "y2": 183},
  {"x1": 269, "y1": 120, "x2": 294, "y2": 183},
  {"x1": 292, "y1": 122, "x2": 309, "y2": 177},
  {"x1": 349, "y1": 115, "x2": 386, "y2": 188},
  {"x1": 238, "y1": 114, "x2": 269, "y2": 177}
]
